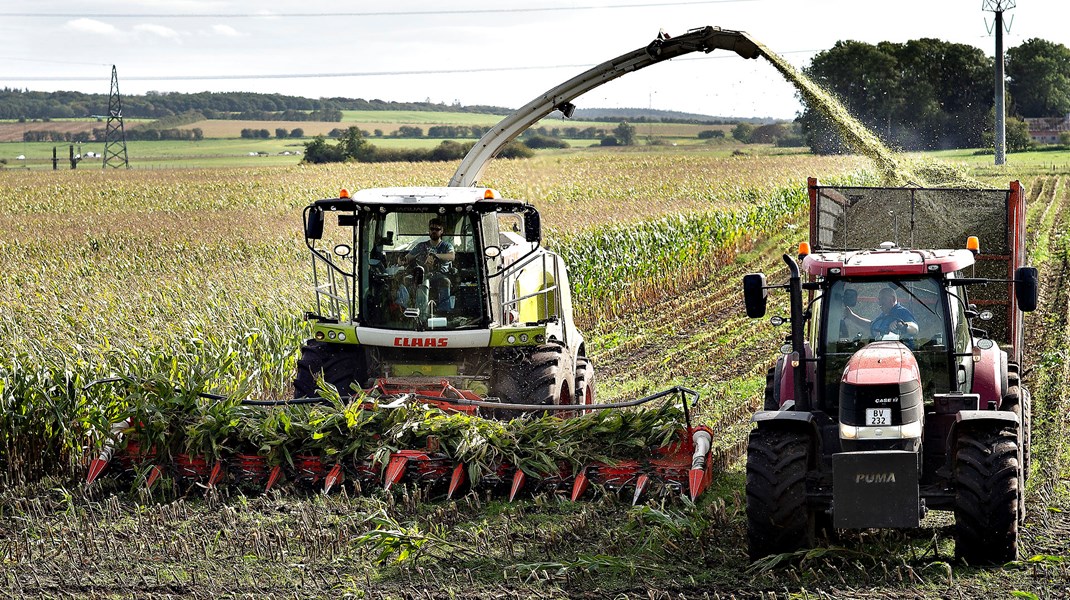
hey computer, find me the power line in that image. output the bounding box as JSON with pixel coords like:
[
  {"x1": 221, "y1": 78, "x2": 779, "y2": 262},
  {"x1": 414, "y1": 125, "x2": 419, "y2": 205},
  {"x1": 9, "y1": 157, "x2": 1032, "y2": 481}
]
[
  {"x1": 0, "y1": 50, "x2": 820, "y2": 83},
  {"x1": 0, "y1": 1, "x2": 754, "y2": 19}
]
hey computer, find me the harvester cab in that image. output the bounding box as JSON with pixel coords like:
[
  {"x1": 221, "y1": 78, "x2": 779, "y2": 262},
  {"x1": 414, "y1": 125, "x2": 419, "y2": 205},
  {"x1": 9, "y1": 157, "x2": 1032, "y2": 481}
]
[
  {"x1": 743, "y1": 178, "x2": 1038, "y2": 564},
  {"x1": 297, "y1": 186, "x2": 589, "y2": 409}
]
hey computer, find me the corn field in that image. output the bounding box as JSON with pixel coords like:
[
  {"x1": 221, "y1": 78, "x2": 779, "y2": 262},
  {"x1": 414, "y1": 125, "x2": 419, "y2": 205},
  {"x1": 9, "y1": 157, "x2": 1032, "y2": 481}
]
[{"x1": 0, "y1": 153, "x2": 867, "y2": 487}]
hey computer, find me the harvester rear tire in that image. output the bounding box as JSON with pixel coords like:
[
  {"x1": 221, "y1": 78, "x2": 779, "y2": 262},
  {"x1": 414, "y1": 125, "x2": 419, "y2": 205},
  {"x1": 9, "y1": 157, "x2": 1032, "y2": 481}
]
[
  {"x1": 953, "y1": 424, "x2": 1020, "y2": 564},
  {"x1": 746, "y1": 427, "x2": 814, "y2": 560},
  {"x1": 575, "y1": 356, "x2": 595, "y2": 406},
  {"x1": 293, "y1": 340, "x2": 365, "y2": 399}
]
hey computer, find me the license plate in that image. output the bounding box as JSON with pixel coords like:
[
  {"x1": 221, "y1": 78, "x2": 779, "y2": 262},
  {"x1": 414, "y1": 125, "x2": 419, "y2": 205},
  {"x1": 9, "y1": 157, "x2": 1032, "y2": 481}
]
[{"x1": 866, "y1": 408, "x2": 891, "y2": 426}]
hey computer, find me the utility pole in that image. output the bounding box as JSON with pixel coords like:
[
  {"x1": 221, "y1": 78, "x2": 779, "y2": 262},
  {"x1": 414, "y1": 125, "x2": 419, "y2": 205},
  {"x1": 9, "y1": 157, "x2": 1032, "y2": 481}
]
[
  {"x1": 102, "y1": 65, "x2": 129, "y2": 169},
  {"x1": 984, "y1": 0, "x2": 1015, "y2": 166}
]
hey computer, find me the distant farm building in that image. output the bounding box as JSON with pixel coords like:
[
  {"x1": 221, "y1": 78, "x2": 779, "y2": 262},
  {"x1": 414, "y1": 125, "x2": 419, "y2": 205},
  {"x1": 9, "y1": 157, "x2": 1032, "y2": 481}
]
[{"x1": 1025, "y1": 114, "x2": 1070, "y2": 144}]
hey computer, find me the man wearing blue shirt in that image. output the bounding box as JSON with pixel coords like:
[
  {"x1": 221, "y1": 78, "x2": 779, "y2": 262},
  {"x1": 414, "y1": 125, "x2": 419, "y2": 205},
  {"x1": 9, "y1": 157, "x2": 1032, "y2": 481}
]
[{"x1": 843, "y1": 287, "x2": 918, "y2": 339}]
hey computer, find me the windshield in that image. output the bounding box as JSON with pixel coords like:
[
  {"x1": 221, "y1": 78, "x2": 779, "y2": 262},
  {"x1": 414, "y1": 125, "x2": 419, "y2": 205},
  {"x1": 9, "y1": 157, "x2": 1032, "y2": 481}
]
[
  {"x1": 823, "y1": 277, "x2": 952, "y2": 403},
  {"x1": 359, "y1": 210, "x2": 485, "y2": 330}
]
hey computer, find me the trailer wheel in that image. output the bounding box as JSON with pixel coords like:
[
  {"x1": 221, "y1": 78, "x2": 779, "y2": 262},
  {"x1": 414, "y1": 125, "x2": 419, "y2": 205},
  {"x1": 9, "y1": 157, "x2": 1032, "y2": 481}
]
[
  {"x1": 953, "y1": 424, "x2": 1020, "y2": 564},
  {"x1": 746, "y1": 427, "x2": 814, "y2": 560},
  {"x1": 293, "y1": 340, "x2": 365, "y2": 399}
]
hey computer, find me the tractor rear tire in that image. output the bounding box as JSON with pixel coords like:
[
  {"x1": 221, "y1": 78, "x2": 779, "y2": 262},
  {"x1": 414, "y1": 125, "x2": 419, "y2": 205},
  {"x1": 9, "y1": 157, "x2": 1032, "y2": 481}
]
[
  {"x1": 293, "y1": 340, "x2": 365, "y2": 399},
  {"x1": 1001, "y1": 382, "x2": 1032, "y2": 481},
  {"x1": 763, "y1": 366, "x2": 782, "y2": 410},
  {"x1": 746, "y1": 427, "x2": 814, "y2": 560},
  {"x1": 953, "y1": 424, "x2": 1020, "y2": 564}
]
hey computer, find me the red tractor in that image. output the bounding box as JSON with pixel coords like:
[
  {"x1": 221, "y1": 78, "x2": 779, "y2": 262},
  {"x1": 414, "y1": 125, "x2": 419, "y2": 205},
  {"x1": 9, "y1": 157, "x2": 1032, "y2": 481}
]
[{"x1": 742, "y1": 178, "x2": 1038, "y2": 564}]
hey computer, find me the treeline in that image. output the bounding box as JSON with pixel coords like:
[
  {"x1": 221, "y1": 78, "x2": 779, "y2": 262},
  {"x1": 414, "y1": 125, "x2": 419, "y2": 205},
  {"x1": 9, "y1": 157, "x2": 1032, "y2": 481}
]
[
  {"x1": 218, "y1": 109, "x2": 343, "y2": 122},
  {"x1": 24, "y1": 127, "x2": 203, "y2": 142},
  {"x1": 302, "y1": 127, "x2": 533, "y2": 164},
  {"x1": 800, "y1": 37, "x2": 1070, "y2": 153},
  {"x1": 0, "y1": 88, "x2": 510, "y2": 120}
]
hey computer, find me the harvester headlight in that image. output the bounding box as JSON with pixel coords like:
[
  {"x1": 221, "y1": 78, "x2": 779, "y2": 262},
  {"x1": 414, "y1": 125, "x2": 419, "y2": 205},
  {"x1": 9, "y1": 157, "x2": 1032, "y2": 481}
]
[
  {"x1": 315, "y1": 331, "x2": 325, "y2": 340},
  {"x1": 829, "y1": 268, "x2": 841, "y2": 275},
  {"x1": 520, "y1": 333, "x2": 529, "y2": 343},
  {"x1": 337, "y1": 332, "x2": 347, "y2": 341},
  {"x1": 507, "y1": 335, "x2": 517, "y2": 344},
  {"x1": 328, "y1": 331, "x2": 337, "y2": 340},
  {"x1": 535, "y1": 334, "x2": 546, "y2": 343}
]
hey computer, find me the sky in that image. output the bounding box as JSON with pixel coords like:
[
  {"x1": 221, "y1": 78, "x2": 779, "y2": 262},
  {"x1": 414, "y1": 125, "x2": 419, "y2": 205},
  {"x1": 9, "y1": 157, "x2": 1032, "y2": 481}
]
[{"x1": 0, "y1": 0, "x2": 1062, "y2": 120}]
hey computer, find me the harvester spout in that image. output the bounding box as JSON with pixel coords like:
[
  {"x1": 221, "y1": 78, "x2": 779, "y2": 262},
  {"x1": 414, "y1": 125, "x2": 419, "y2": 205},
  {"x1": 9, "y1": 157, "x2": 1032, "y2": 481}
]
[{"x1": 449, "y1": 26, "x2": 761, "y2": 188}]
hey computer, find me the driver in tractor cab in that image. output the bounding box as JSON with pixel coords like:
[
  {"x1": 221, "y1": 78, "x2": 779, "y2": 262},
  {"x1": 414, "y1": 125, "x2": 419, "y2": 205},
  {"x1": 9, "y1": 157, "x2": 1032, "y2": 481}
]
[
  {"x1": 405, "y1": 218, "x2": 455, "y2": 310},
  {"x1": 843, "y1": 287, "x2": 919, "y2": 342}
]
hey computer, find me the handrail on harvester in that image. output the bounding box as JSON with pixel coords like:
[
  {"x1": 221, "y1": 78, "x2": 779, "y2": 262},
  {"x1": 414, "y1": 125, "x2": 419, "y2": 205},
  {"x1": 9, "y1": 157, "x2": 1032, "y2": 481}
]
[{"x1": 448, "y1": 26, "x2": 761, "y2": 188}]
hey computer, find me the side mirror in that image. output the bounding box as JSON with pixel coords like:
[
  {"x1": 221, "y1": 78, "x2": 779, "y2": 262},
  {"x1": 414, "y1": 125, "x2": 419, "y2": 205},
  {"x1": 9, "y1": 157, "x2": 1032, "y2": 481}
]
[
  {"x1": 305, "y1": 206, "x2": 324, "y2": 240},
  {"x1": 523, "y1": 209, "x2": 542, "y2": 243},
  {"x1": 1015, "y1": 266, "x2": 1038, "y2": 312},
  {"x1": 843, "y1": 288, "x2": 858, "y2": 307},
  {"x1": 743, "y1": 273, "x2": 768, "y2": 318}
]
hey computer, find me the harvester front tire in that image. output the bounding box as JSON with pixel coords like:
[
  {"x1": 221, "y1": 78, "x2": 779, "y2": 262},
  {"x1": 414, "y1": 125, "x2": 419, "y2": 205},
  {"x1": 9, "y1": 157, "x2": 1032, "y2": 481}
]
[
  {"x1": 746, "y1": 427, "x2": 814, "y2": 560},
  {"x1": 293, "y1": 341, "x2": 365, "y2": 399},
  {"x1": 494, "y1": 343, "x2": 572, "y2": 407},
  {"x1": 953, "y1": 424, "x2": 1020, "y2": 564}
]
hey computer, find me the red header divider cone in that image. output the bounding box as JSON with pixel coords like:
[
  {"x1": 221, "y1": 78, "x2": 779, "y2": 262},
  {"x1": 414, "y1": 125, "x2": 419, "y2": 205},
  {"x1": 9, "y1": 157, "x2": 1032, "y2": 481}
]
[
  {"x1": 632, "y1": 474, "x2": 650, "y2": 506},
  {"x1": 571, "y1": 467, "x2": 589, "y2": 501},
  {"x1": 86, "y1": 457, "x2": 109, "y2": 485},
  {"x1": 384, "y1": 455, "x2": 408, "y2": 491},
  {"x1": 266, "y1": 465, "x2": 282, "y2": 492},
  {"x1": 509, "y1": 469, "x2": 526, "y2": 502},
  {"x1": 447, "y1": 463, "x2": 466, "y2": 499},
  {"x1": 323, "y1": 463, "x2": 343, "y2": 494}
]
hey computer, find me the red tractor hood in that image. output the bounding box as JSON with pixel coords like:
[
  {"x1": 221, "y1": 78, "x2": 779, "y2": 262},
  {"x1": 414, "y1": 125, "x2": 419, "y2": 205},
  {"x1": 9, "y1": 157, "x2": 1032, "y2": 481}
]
[{"x1": 841, "y1": 341, "x2": 921, "y2": 387}]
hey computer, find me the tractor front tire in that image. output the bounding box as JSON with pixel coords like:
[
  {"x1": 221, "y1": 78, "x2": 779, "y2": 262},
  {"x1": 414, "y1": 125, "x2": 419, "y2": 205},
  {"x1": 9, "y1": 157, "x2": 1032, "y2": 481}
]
[
  {"x1": 746, "y1": 427, "x2": 814, "y2": 560},
  {"x1": 953, "y1": 424, "x2": 1020, "y2": 564},
  {"x1": 293, "y1": 340, "x2": 365, "y2": 399}
]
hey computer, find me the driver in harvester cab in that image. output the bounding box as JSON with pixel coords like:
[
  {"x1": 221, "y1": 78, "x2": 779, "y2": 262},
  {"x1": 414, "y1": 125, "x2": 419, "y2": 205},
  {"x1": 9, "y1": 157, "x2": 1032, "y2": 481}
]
[
  {"x1": 404, "y1": 218, "x2": 455, "y2": 309},
  {"x1": 843, "y1": 287, "x2": 919, "y2": 341}
]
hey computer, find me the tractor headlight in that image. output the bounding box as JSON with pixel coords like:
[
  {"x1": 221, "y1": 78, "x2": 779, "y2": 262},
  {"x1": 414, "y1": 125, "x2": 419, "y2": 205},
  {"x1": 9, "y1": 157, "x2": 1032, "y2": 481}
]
[
  {"x1": 840, "y1": 420, "x2": 922, "y2": 440},
  {"x1": 337, "y1": 332, "x2": 347, "y2": 341},
  {"x1": 328, "y1": 330, "x2": 337, "y2": 340},
  {"x1": 507, "y1": 335, "x2": 516, "y2": 344},
  {"x1": 520, "y1": 333, "x2": 529, "y2": 343}
]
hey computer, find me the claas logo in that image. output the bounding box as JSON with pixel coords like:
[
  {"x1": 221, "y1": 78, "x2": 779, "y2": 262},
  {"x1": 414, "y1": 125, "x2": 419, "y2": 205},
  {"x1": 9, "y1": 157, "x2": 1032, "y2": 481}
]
[{"x1": 394, "y1": 337, "x2": 450, "y2": 348}]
